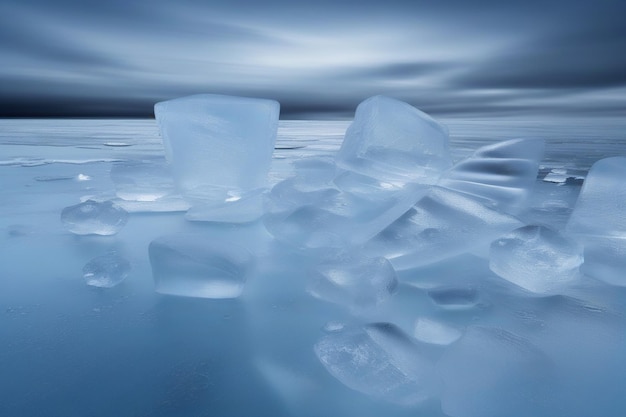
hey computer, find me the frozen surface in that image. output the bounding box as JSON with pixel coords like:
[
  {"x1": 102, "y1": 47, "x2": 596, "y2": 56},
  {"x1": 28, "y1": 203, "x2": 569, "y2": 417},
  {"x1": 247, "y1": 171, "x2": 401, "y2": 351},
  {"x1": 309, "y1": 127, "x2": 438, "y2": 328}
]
[
  {"x1": 438, "y1": 326, "x2": 550, "y2": 417},
  {"x1": 154, "y1": 94, "x2": 279, "y2": 221},
  {"x1": 1, "y1": 115, "x2": 626, "y2": 417},
  {"x1": 490, "y1": 225, "x2": 583, "y2": 294}
]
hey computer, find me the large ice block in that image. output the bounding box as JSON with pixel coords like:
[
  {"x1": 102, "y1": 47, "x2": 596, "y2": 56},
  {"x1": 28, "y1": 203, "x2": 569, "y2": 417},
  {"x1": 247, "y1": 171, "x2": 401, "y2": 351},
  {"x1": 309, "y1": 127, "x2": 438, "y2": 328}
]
[
  {"x1": 565, "y1": 157, "x2": 626, "y2": 286},
  {"x1": 154, "y1": 94, "x2": 280, "y2": 222},
  {"x1": 336, "y1": 95, "x2": 452, "y2": 183},
  {"x1": 438, "y1": 138, "x2": 544, "y2": 214},
  {"x1": 566, "y1": 156, "x2": 626, "y2": 239}
]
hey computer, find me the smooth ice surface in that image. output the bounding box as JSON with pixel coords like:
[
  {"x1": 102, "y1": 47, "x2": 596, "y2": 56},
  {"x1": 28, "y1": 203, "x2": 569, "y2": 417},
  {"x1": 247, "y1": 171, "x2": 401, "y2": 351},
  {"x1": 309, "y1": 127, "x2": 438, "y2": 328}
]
[
  {"x1": 154, "y1": 94, "x2": 279, "y2": 221},
  {"x1": 566, "y1": 156, "x2": 626, "y2": 238},
  {"x1": 149, "y1": 234, "x2": 254, "y2": 298},
  {"x1": 438, "y1": 326, "x2": 551, "y2": 417},
  {"x1": 314, "y1": 323, "x2": 438, "y2": 405},
  {"x1": 490, "y1": 225, "x2": 583, "y2": 293},
  {"x1": 60, "y1": 199, "x2": 128, "y2": 235},
  {"x1": 336, "y1": 95, "x2": 452, "y2": 182},
  {"x1": 438, "y1": 138, "x2": 544, "y2": 213},
  {"x1": 83, "y1": 254, "x2": 131, "y2": 288},
  {"x1": 307, "y1": 254, "x2": 398, "y2": 312},
  {"x1": 3, "y1": 116, "x2": 626, "y2": 417},
  {"x1": 368, "y1": 187, "x2": 523, "y2": 269}
]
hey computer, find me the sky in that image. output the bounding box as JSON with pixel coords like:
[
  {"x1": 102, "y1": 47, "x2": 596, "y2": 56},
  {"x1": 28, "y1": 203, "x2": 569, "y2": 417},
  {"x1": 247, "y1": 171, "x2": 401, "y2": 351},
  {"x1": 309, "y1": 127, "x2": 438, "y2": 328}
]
[{"x1": 1, "y1": 0, "x2": 625, "y2": 118}]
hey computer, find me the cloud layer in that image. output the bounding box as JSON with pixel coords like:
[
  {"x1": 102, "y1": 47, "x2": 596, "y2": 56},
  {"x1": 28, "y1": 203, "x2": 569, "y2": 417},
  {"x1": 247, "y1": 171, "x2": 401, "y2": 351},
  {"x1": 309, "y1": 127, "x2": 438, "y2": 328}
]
[{"x1": 1, "y1": 0, "x2": 625, "y2": 118}]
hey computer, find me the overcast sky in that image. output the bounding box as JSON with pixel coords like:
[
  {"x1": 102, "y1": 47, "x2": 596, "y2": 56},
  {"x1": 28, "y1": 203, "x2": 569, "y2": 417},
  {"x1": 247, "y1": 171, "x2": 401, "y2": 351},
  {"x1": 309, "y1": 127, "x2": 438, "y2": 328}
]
[{"x1": 1, "y1": 0, "x2": 625, "y2": 118}]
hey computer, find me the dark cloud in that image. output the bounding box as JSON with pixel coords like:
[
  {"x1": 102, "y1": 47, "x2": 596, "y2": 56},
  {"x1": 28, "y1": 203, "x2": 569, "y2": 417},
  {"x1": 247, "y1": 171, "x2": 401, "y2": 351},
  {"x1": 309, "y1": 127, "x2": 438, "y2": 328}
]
[
  {"x1": 453, "y1": 3, "x2": 626, "y2": 90},
  {"x1": 1, "y1": 0, "x2": 625, "y2": 117}
]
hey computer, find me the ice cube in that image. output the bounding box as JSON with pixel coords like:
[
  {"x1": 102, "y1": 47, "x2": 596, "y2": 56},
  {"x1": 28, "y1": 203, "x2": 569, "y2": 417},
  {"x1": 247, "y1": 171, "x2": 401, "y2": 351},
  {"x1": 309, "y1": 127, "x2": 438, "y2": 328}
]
[
  {"x1": 61, "y1": 200, "x2": 128, "y2": 236},
  {"x1": 154, "y1": 94, "x2": 280, "y2": 222},
  {"x1": 438, "y1": 326, "x2": 551, "y2": 417},
  {"x1": 336, "y1": 95, "x2": 452, "y2": 183},
  {"x1": 566, "y1": 156, "x2": 626, "y2": 239},
  {"x1": 490, "y1": 225, "x2": 583, "y2": 293},
  {"x1": 149, "y1": 234, "x2": 253, "y2": 298},
  {"x1": 307, "y1": 254, "x2": 398, "y2": 312},
  {"x1": 83, "y1": 254, "x2": 130, "y2": 288},
  {"x1": 314, "y1": 323, "x2": 438, "y2": 405},
  {"x1": 438, "y1": 138, "x2": 544, "y2": 213},
  {"x1": 367, "y1": 187, "x2": 523, "y2": 270}
]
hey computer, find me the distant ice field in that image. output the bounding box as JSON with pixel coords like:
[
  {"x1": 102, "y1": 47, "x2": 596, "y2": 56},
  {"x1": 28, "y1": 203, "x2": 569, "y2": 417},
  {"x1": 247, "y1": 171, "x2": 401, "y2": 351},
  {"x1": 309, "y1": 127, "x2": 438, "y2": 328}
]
[{"x1": 1, "y1": 117, "x2": 625, "y2": 417}]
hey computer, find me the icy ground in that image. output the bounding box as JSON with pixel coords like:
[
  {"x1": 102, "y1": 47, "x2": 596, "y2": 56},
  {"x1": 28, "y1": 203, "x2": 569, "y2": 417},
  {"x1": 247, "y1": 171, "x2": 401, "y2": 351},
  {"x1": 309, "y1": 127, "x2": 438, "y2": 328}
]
[{"x1": 1, "y1": 111, "x2": 626, "y2": 417}]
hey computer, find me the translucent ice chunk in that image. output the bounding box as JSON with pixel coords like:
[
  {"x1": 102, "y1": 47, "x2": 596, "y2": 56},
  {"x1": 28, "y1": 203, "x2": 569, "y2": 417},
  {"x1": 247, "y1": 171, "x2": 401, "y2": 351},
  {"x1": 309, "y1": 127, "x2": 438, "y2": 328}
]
[
  {"x1": 368, "y1": 187, "x2": 523, "y2": 270},
  {"x1": 336, "y1": 95, "x2": 452, "y2": 183},
  {"x1": 148, "y1": 234, "x2": 253, "y2": 298},
  {"x1": 110, "y1": 161, "x2": 175, "y2": 202},
  {"x1": 307, "y1": 254, "x2": 398, "y2": 312},
  {"x1": 438, "y1": 326, "x2": 551, "y2": 417},
  {"x1": 438, "y1": 138, "x2": 544, "y2": 213},
  {"x1": 413, "y1": 318, "x2": 462, "y2": 345},
  {"x1": 314, "y1": 323, "x2": 438, "y2": 405},
  {"x1": 61, "y1": 200, "x2": 128, "y2": 235},
  {"x1": 490, "y1": 225, "x2": 583, "y2": 293},
  {"x1": 566, "y1": 156, "x2": 626, "y2": 239},
  {"x1": 580, "y1": 237, "x2": 626, "y2": 286},
  {"x1": 543, "y1": 168, "x2": 568, "y2": 184},
  {"x1": 83, "y1": 254, "x2": 130, "y2": 288},
  {"x1": 265, "y1": 178, "x2": 428, "y2": 248},
  {"x1": 154, "y1": 94, "x2": 280, "y2": 221}
]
